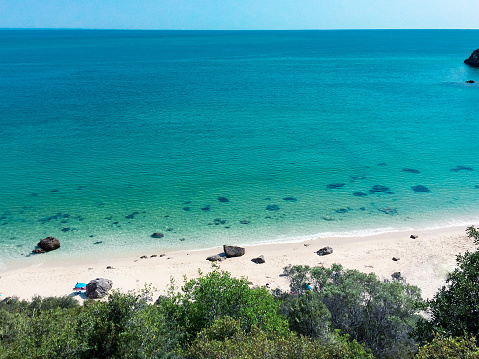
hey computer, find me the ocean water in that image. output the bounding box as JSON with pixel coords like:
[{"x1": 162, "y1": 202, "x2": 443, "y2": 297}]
[{"x1": 1, "y1": 30, "x2": 479, "y2": 269}]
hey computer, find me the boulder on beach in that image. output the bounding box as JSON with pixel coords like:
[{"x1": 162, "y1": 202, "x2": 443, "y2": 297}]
[
  {"x1": 464, "y1": 49, "x2": 479, "y2": 67},
  {"x1": 206, "y1": 254, "x2": 224, "y2": 262},
  {"x1": 36, "y1": 236, "x2": 60, "y2": 252},
  {"x1": 316, "y1": 246, "x2": 333, "y2": 256},
  {"x1": 86, "y1": 278, "x2": 113, "y2": 299},
  {"x1": 252, "y1": 255, "x2": 265, "y2": 264},
  {"x1": 223, "y1": 245, "x2": 245, "y2": 258}
]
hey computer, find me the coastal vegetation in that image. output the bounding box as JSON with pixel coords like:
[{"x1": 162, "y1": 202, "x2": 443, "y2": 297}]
[{"x1": 1, "y1": 227, "x2": 479, "y2": 358}]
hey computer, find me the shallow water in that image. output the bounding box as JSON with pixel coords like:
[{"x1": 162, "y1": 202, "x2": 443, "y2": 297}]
[{"x1": 1, "y1": 30, "x2": 479, "y2": 269}]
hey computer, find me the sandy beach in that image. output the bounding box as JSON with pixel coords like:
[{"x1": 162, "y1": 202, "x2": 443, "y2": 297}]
[{"x1": 0, "y1": 226, "x2": 476, "y2": 302}]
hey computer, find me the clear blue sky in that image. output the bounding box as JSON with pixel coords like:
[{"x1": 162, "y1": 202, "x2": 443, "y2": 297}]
[{"x1": 1, "y1": 0, "x2": 478, "y2": 30}]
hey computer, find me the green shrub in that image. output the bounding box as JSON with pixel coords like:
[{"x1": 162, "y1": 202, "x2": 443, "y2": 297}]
[
  {"x1": 0, "y1": 308, "x2": 80, "y2": 359},
  {"x1": 415, "y1": 335, "x2": 479, "y2": 359},
  {"x1": 76, "y1": 290, "x2": 177, "y2": 358},
  {"x1": 158, "y1": 269, "x2": 288, "y2": 345},
  {"x1": 466, "y1": 225, "x2": 479, "y2": 246},
  {"x1": 283, "y1": 264, "x2": 423, "y2": 358},
  {"x1": 184, "y1": 316, "x2": 374, "y2": 359},
  {"x1": 281, "y1": 290, "x2": 331, "y2": 338},
  {"x1": 415, "y1": 250, "x2": 479, "y2": 343}
]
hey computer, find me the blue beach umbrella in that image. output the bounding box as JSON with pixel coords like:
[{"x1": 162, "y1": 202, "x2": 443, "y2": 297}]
[{"x1": 73, "y1": 282, "x2": 87, "y2": 291}]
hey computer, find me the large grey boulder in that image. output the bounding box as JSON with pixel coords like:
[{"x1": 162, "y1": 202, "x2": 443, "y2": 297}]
[
  {"x1": 36, "y1": 236, "x2": 60, "y2": 252},
  {"x1": 223, "y1": 245, "x2": 245, "y2": 258},
  {"x1": 465, "y1": 49, "x2": 479, "y2": 67},
  {"x1": 86, "y1": 278, "x2": 113, "y2": 299},
  {"x1": 316, "y1": 246, "x2": 333, "y2": 256}
]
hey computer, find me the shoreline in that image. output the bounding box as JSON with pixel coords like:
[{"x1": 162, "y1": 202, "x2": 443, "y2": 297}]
[
  {"x1": 0, "y1": 225, "x2": 476, "y2": 301},
  {"x1": 3, "y1": 216, "x2": 478, "y2": 270}
]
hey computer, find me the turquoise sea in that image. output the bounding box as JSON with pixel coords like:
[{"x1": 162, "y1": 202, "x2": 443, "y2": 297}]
[{"x1": 1, "y1": 30, "x2": 479, "y2": 269}]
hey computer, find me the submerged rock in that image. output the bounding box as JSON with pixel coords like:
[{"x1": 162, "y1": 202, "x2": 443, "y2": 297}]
[
  {"x1": 151, "y1": 232, "x2": 164, "y2": 239},
  {"x1": 450, "y1": 165, "x2": 474, "y2": 172},
  {"x1": 218, "y1": 196, "x2": 229, "y2": 203},
  {"x1": 353, "y1": 191, "x2": 367, "y2": 197},
  {"x1": 369, "y1": 185, "x2": 392, "y2": 194},
  {"x1": 402, "y1": 168, "x2": 420, "y2": 174},
  {"x1": 125, "y1": 211, "x2": 139, "y2": 219},
  {"x1": 326, "y1": 183, "x2": 345, "y2": 189},
  {"x1": 349, "y1": 175, "x2": 366, "y2": 182},
  {"x1": 412, "y1": 185, "x2": 430, "y2": 193},
  {"x1": 378, "y1": 207, "x2": 398, "y2": 215},
  {"x1": 266, "y1": 204, "x2": 280, "y2": 211},
  {"x1": 464, "y1": 49, "x2": 479, "y2": 67},
  {"x1": 282, "y1": 197, "x2": 297, "y2": 202}
]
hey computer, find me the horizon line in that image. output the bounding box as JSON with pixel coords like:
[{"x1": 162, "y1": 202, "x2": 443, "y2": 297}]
[{"x1": 1, "y1": 28, "x2": 478, "y2": 31}]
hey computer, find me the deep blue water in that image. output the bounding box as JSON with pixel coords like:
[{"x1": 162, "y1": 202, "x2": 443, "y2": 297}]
[{"x1": 1, "y1": 30, "x2": 479, "y2": 268}]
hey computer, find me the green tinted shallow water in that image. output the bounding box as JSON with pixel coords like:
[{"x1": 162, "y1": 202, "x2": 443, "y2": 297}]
[{"x1": 1, "y1": 30, "x2": 479, "y2": 269}]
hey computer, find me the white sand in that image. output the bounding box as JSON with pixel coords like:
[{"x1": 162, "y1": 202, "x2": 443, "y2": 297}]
[{"x1": 0, "y1": 226, "x2": 476, "y2": 301}]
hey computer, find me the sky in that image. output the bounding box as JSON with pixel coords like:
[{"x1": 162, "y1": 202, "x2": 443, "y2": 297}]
[{"x1": 1, "y1": 0, "x2": 478, "y2": 30}]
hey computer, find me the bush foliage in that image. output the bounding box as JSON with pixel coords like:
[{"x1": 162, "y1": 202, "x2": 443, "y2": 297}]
[
  {"x1": 415, "y1": 251, "x2": 479, "y2": 345},
  {"x1": 3, "y1": 226, "x2": 479, "y2": 359},
  {"x1": 282, "y1": 263, "x2": 423, "y2": 358},
  {"x1": 185, "y1": 316, "x2": 373, "y2": 359},
  {"x1": 415, "y1": 335, "x2": 479, "y2": 359}
]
